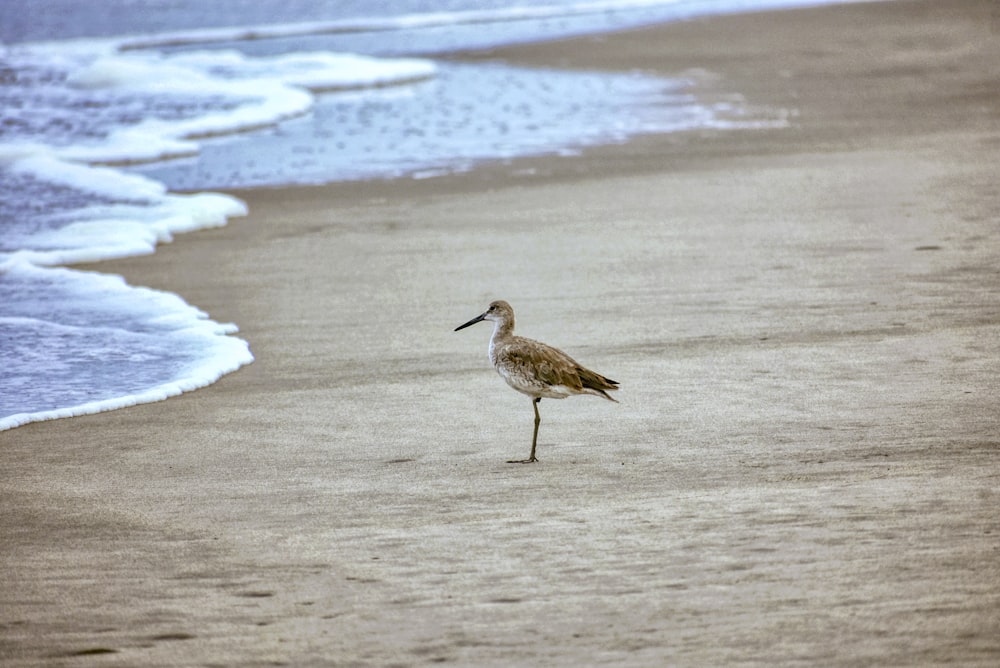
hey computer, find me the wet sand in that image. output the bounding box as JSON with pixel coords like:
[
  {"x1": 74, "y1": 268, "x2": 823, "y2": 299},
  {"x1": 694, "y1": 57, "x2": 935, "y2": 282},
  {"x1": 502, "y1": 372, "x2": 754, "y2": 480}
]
[{"x1": 2, "y1": 0, "x2": 999, "y2": 665}]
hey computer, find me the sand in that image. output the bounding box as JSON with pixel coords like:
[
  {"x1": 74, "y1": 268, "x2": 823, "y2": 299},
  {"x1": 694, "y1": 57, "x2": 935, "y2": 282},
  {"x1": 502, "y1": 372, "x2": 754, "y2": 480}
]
[{"x1": 2, "y1": 0, "x2": 999, "y2": 665}]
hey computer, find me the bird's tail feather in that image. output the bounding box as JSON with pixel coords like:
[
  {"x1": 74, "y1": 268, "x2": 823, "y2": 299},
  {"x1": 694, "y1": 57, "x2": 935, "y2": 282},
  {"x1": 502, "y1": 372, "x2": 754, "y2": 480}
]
[{"x1": 577, "y1": 367, "x2": 619, "y2": 401}]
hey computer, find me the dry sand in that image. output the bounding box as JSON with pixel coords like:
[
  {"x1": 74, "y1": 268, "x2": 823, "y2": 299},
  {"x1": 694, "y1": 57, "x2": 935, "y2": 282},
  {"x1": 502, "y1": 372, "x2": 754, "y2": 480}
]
[{"x1": 2, "y1": 0, "x2": 999, "y2": 665}]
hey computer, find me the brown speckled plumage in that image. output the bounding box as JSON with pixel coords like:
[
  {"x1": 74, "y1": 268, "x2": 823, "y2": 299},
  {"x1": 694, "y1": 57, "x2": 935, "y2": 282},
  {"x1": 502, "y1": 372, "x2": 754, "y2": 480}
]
[{"x1": 455, "y1": 300, "x2": 619, "y2": 463}]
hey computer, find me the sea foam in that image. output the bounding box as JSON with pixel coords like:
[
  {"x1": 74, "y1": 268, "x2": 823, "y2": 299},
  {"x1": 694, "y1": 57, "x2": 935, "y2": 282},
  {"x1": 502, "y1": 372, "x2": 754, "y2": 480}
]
[
  {"x1": 0, "y1": 33, "x2": 437, "y2": 431},
  {"x1": 0, "y1": 258, "x2": 254, "y2": 432}
]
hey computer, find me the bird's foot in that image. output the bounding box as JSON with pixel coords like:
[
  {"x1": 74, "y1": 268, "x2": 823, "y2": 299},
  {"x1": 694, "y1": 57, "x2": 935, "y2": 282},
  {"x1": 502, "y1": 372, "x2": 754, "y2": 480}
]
[{"x1": 506, "y1": 457, "x2": 538, "y2": 464}]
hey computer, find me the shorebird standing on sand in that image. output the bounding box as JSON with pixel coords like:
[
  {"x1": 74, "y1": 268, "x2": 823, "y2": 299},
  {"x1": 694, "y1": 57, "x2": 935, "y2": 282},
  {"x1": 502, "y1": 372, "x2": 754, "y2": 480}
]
[{"x1": 454, "y1": 300, "x2": 619, "y2": 463}]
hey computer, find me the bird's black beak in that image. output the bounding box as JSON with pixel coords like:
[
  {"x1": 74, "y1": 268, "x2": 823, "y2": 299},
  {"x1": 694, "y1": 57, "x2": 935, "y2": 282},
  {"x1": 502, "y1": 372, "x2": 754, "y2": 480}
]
[{"x1": 455, "y1": 312, "x2": 487, "y2": 331}]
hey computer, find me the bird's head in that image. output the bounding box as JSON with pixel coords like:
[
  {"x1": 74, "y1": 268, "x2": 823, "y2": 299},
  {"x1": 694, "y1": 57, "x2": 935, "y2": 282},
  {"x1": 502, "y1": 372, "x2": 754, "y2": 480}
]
[{"x1": 455, "y1": 300, "x2": 514, "y2": 331}]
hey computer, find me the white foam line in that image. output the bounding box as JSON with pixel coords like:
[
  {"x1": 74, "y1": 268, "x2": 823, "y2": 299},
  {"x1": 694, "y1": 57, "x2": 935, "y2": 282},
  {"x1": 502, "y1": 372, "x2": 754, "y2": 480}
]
[
  {"x1": 105, "y1": 0, "x2": 884, "y2": 51},
  {"x1": 4, "y1": 153, "x2": 247, "y2": 265},
  {"x1": 0, "y1": 259, "x2": 255, "y2": 432},
  {"x1": 112, "y1": 1, "x2": 681, "y2": 50},
  {"x1": 0, "y1": 340, "x2": 253, "y2": 432}
]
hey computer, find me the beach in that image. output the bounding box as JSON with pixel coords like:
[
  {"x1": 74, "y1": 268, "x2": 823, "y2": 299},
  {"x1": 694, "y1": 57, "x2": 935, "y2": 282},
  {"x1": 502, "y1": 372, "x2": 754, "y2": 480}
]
[{"x1": 2, "y1": 0, "x2": 999, "y2": 664}]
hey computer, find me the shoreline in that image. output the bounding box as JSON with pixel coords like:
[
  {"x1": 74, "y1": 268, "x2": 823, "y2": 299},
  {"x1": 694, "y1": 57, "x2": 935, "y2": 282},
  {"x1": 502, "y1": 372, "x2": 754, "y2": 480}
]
[{"x1": 3, "y1": 0, "x2": 999, "y2": 665}]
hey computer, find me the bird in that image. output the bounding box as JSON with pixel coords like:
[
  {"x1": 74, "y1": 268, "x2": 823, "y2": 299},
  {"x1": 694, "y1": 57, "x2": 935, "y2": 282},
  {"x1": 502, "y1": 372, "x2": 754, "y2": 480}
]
[{"x1": 454, "y1": 300, "x2": 619, "y2": 463}]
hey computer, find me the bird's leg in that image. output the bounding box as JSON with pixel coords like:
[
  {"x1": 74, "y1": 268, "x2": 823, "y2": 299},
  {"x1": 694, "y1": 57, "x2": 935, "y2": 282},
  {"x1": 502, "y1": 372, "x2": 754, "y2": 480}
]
[
  {"x1": 530, "y1": 397, "x2": 541, "y2": 461},
  {"x1": 508, "y1": 398, "x2": 541, "y2": 464}
]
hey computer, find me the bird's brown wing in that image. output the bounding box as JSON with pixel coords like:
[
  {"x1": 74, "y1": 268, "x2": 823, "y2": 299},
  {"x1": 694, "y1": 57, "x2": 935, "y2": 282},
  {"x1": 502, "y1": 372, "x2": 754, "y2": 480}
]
[{"x1": 500, "y1": 338, "x2": 585, "y2": 391}]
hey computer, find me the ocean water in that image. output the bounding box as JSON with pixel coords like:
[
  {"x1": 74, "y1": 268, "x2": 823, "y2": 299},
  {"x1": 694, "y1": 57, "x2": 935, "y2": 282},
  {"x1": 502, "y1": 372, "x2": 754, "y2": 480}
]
[{"x1": 0, "y1": 0, "x2": 864, "y2": 431}]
